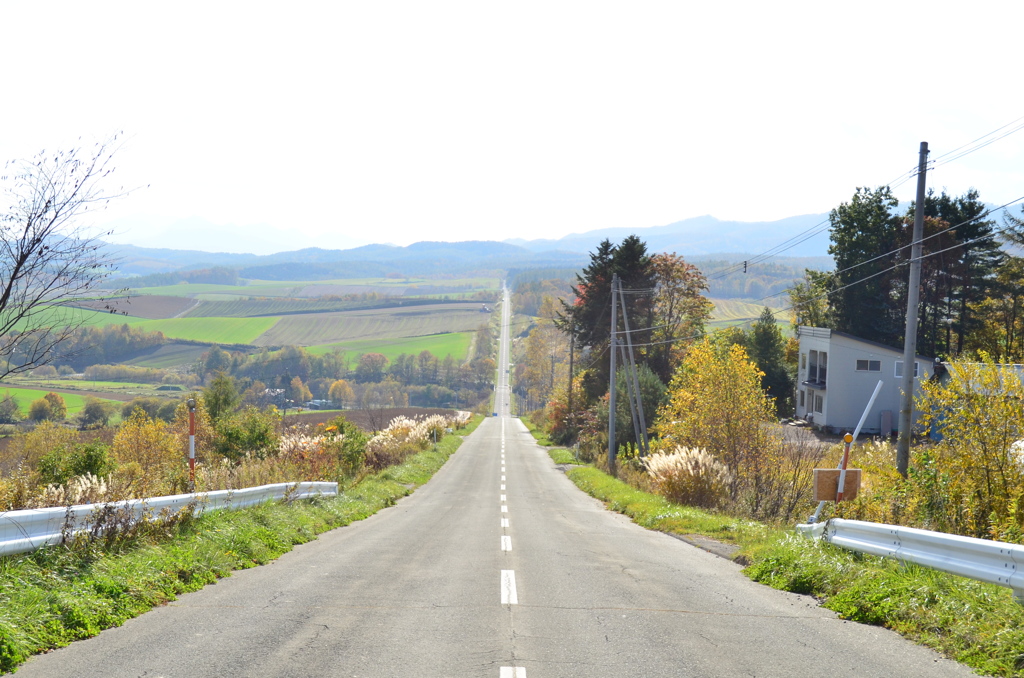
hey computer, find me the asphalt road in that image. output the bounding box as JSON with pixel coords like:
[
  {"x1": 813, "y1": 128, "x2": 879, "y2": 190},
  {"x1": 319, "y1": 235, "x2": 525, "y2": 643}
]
[{"x1": 16, "y1": 285, "x2": 976, "y2": 677}]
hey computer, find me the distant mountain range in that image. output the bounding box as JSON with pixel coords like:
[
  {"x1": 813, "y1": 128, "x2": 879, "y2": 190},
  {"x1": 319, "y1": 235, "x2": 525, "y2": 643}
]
[
  {"x1": 102, "y1": 212, "x2": 842, "y2": 279},
  {"x1": 505, "y1": 213, "x2": 833, "y2": 258},
  {"x1": 102, "y1": 203, "x2": 1017, "y2": 280}
]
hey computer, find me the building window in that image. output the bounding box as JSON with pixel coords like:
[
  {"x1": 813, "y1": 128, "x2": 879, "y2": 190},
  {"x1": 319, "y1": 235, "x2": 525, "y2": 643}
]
[
  {"x1": 809, "y1": 350, "x2": 828, "y2": 383},
  {"x1": 801, "y1": 353, "x2": 806, "y2": 371},
  {"x1": 814, "y1": 394, "x2": 824, "y2": 413},
  {"x1": 799, "y1": 390, "x2": 805, "y2": 407},
  {"x1": 856, "y1": 359, "x2": 881, "y2": 372},
  {"x1": 895, "y1": 360, "x2": 920, "y2": 378}
]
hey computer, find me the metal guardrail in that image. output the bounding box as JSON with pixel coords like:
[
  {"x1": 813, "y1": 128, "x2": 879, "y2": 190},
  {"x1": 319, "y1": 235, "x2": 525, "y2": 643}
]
[
  {"x1": 0, "y1": 481, "x2": 338, "y2": 558},
  {"x1": 796, "y1": 518, "x2": 1024, "y2": 602}
]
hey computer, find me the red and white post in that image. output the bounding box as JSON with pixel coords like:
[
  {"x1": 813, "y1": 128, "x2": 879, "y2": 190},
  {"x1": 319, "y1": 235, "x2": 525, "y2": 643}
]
[{"x1": 187, "y1": 398, "x2": 196, "y2": 492}]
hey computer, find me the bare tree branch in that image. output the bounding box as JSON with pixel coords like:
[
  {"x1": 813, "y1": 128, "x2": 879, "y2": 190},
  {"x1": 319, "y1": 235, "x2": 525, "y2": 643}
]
[{"x1": 0, "y1": 136, "x2": 132, "y2": 378}]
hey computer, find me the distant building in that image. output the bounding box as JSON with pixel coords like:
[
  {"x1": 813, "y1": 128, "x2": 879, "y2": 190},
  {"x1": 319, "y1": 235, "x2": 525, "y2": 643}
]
[{"x1": 796, "y1": 326, "x2": 934, "y2": 435}]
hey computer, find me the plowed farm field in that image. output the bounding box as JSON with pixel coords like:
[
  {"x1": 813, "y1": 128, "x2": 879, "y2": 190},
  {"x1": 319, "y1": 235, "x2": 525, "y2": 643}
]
[{"x1": 252, "y1": 303, "x2": 489, "y2": 347}]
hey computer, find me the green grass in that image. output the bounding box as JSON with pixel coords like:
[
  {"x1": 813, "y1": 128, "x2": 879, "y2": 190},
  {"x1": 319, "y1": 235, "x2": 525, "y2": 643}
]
[
  {"x1": 0, "y1": 422, "x2": 478, "y2": 672},
  {"x1": 521, "y1": 414, "x2": 556, "y2": 446},
  {"x1": 307, "y1": 332, "x2": 472, "y2": 362},
  {"x1": 547, "y1": 449, "x2": 584, "y2": 465},
  {"x1": 0, "y1": 387, "x2": 120, "y2": 415},
  {"x1": 559, "y1": 463, "x2": 1024, "y2": 677}
]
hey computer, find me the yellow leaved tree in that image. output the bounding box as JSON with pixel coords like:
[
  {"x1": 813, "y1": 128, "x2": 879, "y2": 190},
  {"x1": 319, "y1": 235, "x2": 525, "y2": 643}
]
[
  {"x1": 654, "y1": 338, "x2": 808, "y2": 519},
  {"x1": 916, "y1": 356, "x2": 1024, "y2": 540}
]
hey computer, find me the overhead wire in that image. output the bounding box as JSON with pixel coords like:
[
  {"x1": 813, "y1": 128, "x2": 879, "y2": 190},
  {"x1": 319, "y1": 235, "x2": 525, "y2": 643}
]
[
  {"x1": 613, "y1": 195, "x2": 1024, "y2": 348},
  {"x1": 700, "y1": 113, "x2": 1024, "y2": 281},
  {"x1": 540, "y1": 115, "x2": 1024, "y2": 362}
]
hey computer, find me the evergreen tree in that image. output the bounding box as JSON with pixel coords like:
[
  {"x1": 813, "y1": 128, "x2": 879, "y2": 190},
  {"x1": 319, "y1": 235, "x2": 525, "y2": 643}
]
[
  {"x1": 558, "y1": 236, "x2": 656, "y2": 402},
  {"x1": 747, "y1": 307, "x2": 794, "y2": 416},
  {"x1": 827, "y1": 186, "x2": 903, "y2": 347},
  {"x1": 908, "y1": 189, "x2": 1002, "y2": 357}
]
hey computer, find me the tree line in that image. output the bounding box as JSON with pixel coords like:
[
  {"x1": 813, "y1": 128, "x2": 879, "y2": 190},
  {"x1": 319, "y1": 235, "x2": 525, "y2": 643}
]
[{"x1": 789, "y1": 187, "x2": 1024, "y2": 362}]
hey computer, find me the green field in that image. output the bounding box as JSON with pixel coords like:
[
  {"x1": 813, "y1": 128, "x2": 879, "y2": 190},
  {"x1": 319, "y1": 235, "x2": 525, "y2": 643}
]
[
  {"x1": 308, "y1": 332, "x2": 473, "y2": 364},
  {"x1": 126, "y1": 317, "x2": 279, "y2": 344},
  {"x1": 252, "y1": 304, "x2": 488, "y2": 347},
  {"x1": 12, "y1": 306, "x2": 147, "y2": 331},
  {"x1": 120, "y1": 343, "x2": 210, "y2": 369},
  {"x1": 0, "y1": 387, "x2": 120, "y2": 415}
]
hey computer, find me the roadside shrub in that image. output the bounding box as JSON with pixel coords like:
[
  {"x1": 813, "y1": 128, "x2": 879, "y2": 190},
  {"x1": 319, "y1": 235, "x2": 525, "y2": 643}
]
[
  {"x1": 5, "y1": 421, "x2": 80, "y2": 470},
  {"x1": 37, "y1": 442, "x2": 115, "y2": 486},
  {"x1": 644, "y1": 446, "x2": 733, "y2": 509},
  {"x1": 321, "y1": 415, "x2": 368, "y2": 476},
  {"x1": 916, "y1": 357, "x2": 1024, "y2": 540},
  {"x1": 214, "y1": 406, "x2": 281, "y2": 461},
  {"x1": 111, "y1": 409, "x2": 182, "y2": 497}
]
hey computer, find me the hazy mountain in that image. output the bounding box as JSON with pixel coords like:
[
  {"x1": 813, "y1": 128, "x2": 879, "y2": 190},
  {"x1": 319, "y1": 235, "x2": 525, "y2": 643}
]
[
  {"x1": 103, "y1": 240, "x2": 590, "y2": 280},
  {"x1": 505, "y1": 214, "x2": 832, "y2": 257}
]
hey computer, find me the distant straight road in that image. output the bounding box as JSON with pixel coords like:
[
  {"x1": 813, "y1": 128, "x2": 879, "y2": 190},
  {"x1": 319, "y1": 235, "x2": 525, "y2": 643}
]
[{"x1": 17, "y1": 286, "x2": 974, "y2": 677}]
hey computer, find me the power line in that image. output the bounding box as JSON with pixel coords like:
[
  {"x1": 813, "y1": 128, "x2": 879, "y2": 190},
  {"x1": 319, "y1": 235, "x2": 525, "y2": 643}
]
[
  {"x1": 701, "y1": 115, "x2": 1024, "y2": 281},
  {"x1": 930, "y1": 114, "x2": 1024, "y2": 166}
]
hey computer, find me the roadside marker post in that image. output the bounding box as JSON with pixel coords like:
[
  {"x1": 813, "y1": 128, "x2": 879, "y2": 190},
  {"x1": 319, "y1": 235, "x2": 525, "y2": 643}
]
[{"x1": 187, "y1": 398, "x2": 196, "y2": 492}]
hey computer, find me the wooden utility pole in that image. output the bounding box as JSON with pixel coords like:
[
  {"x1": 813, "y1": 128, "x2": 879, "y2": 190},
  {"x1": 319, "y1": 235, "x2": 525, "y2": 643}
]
[
  {"x1": 618, "y1": 276, "x2": 649, "y2": 455},
  {"x1": 567, "y1": 332, "x2": 575, "y2": 439},
  {"x1": 897, "y1": 141, "x2": 929, "y2": 477},
  {"x1": 608, "y1": 274, "x2": 618, "y2": 476}
]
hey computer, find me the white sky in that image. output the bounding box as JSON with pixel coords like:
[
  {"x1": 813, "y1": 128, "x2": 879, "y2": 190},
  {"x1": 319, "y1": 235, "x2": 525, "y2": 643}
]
[{"x1": 2, "y1": 1, "x2": 1023, "y2": 254}]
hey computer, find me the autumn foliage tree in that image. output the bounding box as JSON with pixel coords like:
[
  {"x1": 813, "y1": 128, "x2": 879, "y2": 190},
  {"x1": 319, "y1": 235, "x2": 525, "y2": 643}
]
[
  {"x1": 654, "y1": 338, "x2": 789, "y2": 518},
  {"x1": 648, "y1": 252, "x2": 713, "y2": 384}
]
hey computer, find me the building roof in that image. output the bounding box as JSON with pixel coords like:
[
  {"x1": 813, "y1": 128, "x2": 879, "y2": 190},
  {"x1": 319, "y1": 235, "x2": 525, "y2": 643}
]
[{"x1": 796, "y1": 326, "x2": 934, "y2": 363}]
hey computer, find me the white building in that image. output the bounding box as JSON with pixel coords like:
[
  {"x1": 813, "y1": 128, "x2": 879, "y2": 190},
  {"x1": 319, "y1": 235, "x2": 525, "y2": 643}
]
[{"x1": 796, "y1": 326, "x2": 934, "y2": 435}]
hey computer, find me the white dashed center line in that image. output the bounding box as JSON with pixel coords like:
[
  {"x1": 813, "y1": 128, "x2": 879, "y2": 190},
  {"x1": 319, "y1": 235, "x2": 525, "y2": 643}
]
[
  {"x1": 500, "y1": 570, "x2": 518, "y2": 604},
  {"x1": 500, "y1": 668, "x2": 526, "y2": 677},
  {"x1": 501, "y1": 518, "x2": 509, "y2": 528},
  {"x1": 501, "y1": 536, "x2": 512, "y2": 551},
  {"x1": 501, "y1": 505, "x2": 508, "y2": 513}
]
